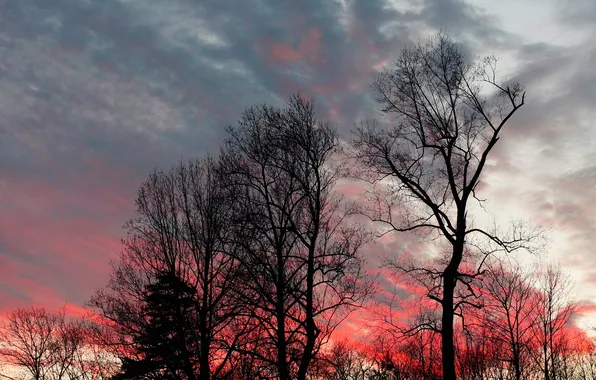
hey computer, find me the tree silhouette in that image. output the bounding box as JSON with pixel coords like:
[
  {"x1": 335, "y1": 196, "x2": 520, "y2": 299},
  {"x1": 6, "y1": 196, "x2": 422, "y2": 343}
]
[
  {"x1": 0, "y1": 307, "x2": 118, "y2": 380},
  {"x1": 113, "y1": 272, "x2": 198, "y2": 380},
  {"x1": 89, "y1": 158, "x2": 248, "y2": 380},
  {"x1": 220, "y1": 95, "x2": 366, "y2": 379},
  {"x1": 351, "y1": 32, "x2": 538, "y2": 379},
  {"x1": 482, "y1": 259, "x2": 537, "y2": 380},
  {"x1": 532, "y1": 264, "x2": 577, "y2": 380}
]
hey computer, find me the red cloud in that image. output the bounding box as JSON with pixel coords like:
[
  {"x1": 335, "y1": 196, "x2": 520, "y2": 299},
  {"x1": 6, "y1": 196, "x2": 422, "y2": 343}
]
[
  {"x1": 266, "y1": 28, "x2": 325, "y2": 65},
  {"x1": 0, "y1": 157, "x2": 137, "y2": 316}
]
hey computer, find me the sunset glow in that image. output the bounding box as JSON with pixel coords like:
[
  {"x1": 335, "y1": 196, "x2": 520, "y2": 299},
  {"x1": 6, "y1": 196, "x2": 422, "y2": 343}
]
[{"x1": 1, "y1": 1, "x2": 596, "y2": 379}]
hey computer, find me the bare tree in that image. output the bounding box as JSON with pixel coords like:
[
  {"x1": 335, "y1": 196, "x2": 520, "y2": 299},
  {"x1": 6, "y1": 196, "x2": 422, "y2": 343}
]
[
  {"x1": 531, "y1": 264, "x2": 577, "y2": 380},
  {"x1": 362, "y1": 327, "x2": 441, "y2": 380},
  {"x1": 314, "y1": 340, "x2": 371, "y2": 380},
  {"x1": 0, "y1": 307, "x2": 63, "y2": 380},
  {"x1": 456, "y1": 322, "x2": 492, "y2": 380},
  {"x1": 571, "y1": 339, "x2": 596, "y2": 380},
  {"x1": 0, "y1": 307, "x2": 116, "y2": 380},
  {"x1": 221, "y1": 95, "x2": 366, "y2": 380},
  {"x1": 351, "y1": 32, "x2": 538, "y2": 379},
  {"x1": 69, "y1": 320, "x2": 120, "y2": 380},
  {"x1": 89, "y1": 157, "x2": 248, "y2": 380},
  {"x1": 481, "y1": 259, "x2": 538, "y2": 380}
]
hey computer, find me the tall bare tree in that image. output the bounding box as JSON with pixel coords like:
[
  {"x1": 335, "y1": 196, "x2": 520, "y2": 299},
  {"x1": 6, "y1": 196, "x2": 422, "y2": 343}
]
[
  {"x1": 89, "y1": 158, "x2": 247, "y2": 380},
  {"x1": 351, "y1": 32, "x2": 537, "y2": 379},
  {"x1": 221, "y1": 95, "x2": 366, "y2": 380}
]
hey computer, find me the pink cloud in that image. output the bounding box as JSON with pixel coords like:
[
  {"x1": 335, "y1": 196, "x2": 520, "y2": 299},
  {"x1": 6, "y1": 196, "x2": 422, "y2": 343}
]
[
  {"x1": 0, "y1": 157, "x2": 137, "y2": 315},
  {"x1": 266, "y1": 28, "x2": 325, "y2": 65}
]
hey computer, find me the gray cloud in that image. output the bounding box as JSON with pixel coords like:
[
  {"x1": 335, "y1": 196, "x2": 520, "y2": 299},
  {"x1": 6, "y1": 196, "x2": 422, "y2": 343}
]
[{"x1": 1, "y1": 0, "x2": 595, "y2": 319}]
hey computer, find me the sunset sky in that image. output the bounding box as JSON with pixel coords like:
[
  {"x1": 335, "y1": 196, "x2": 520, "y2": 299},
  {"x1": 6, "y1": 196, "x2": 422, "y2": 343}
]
[{"x1": 1, "y1": 0, "x2": 596, "y2": 334}]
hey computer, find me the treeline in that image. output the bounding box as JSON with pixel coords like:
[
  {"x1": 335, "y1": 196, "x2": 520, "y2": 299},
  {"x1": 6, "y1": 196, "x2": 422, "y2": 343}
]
[
  {"x1": 88, "y1": 95, "x2": 367, "y2": 380},
  {"x1": 0, "y1": 33, "x2": 591, "y2": 380},
  {"x1": 0, "y1": 307, "x2": 118, "y2": 379},
  {"x1": 2, "y1": 96, "x2": 367, "y2": 380},
  {"x1": 318, "y1": 261, "x2": 588, "y2": 380},
  {"x1": 1, "y1": 274, "x2": 593, "y2": 380}
]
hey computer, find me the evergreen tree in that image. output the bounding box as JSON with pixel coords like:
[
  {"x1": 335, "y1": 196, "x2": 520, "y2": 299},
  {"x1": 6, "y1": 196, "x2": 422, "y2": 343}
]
[{"x1": 114, "y1": 272, "x2": 198, "y2": 380}]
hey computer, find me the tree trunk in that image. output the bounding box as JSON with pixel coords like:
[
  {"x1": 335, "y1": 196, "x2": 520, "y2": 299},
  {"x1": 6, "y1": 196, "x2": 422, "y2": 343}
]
[
  {"x1": 513, "y1": 347, "x2": 521, "y2": 380},
  {"x1": 198, "y1": 253, "x2": 212, "y2": 380},
  {"x1": 198, "y1": 324, "x2": 210, "y2": 380},
  {"x1": 442, "y1": 271, "x2": 457, "y2": 380},
  {"x1": 543, "y1": 341, "x2": 549, "y2": 380},
  {"x1": 277, "y1": 250, "x2": 289, "y2": 380},
  {"x1": 549, "y1": 320, "x2": 555, "y2": 380},
  {"x1": 277, "y1": 305, "x2": 289, "y2": 380},
  {"x1": 297, "y1": 250, "x2": 317, "y2": 380},
  {"x1": 442, "y1": 219, "x2": 465, "y2": 380}
]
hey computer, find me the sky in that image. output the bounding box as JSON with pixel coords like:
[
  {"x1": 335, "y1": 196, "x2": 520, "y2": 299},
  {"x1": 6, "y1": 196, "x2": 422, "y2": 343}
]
[{"x1": 1, "y1": 0, "x2": 596, "y2": 333}]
